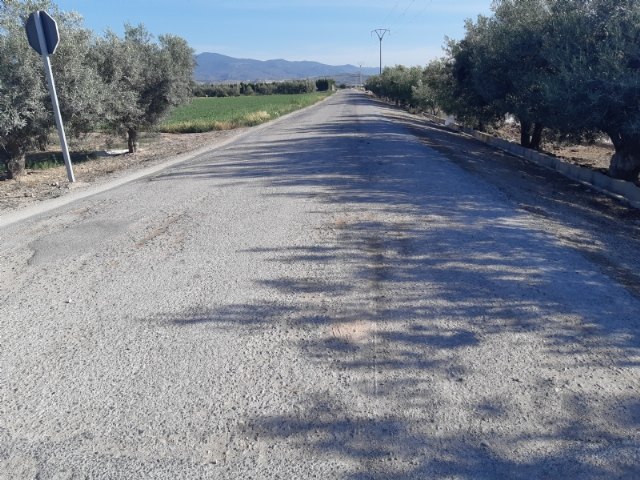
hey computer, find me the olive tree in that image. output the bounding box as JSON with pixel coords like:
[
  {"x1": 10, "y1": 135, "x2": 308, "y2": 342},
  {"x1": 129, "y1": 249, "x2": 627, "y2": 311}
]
[
  {"x1": 438, "y1": 33, "x2": 504, "y2": 131},
  {"x1": 440, "y1": 1, "x2": 553, "y2": 146},
  {"x1": 411, "y1": 61, "x2": 443, "y2": 116},
  {"x1": 93, "y1": 24, "x2": 194, "y2": 153},
  {"x1": 542, "y1": 0, "x2": 640, "y2": 180},
  {"x1": 468, "y1": 0, "x2": 553, "y2": 149},
  {"x1": 448, "y1": 0, "x2": 640, "y2": 179},
  {"x1": 365, "y1": 65, "x2": 427, "y2": 110},
  {"x1": 0, "y1": 0, "x2": 102, "y2": 178}
]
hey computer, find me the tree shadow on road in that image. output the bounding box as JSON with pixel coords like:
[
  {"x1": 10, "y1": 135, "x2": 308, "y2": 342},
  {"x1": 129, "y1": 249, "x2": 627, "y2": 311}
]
[{"x1": 144, "y1": 92, "x2": 640, "y2": 478}]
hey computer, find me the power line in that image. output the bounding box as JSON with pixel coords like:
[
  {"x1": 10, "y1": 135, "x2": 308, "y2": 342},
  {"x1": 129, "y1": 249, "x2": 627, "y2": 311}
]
[
  {"x1": 406, "y1": 1, "x2": 432, "y2": 26},
  {"x1": 396, "y1": 0, "x2": 416, "y2": 23},
  {"x1": 393, "y1": 0, "x2": 433, "y2": 35},
  {"x1": 383, "y1": 1, "x2": 401, "y2": 24},
  {"x1": 385, "y1": 0, "x2": 415, "y2": 30}
]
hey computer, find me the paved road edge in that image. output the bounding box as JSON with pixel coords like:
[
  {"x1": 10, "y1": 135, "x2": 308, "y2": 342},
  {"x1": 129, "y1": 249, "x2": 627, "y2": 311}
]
[
  {"x1": 422, "y1": 112, "x2": 640, "y2": 209},
  {"x1": 0, "y1": 94, "x2": 335, "y2": 229}
]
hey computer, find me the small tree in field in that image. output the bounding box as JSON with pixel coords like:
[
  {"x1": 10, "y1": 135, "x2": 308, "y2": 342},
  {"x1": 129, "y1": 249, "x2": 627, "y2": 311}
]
[
  {"x1": 315, "y1": 78, "x2": 335, "y2": 92},
  {"x1": 93, "y1": 24, "x2": 194, "y2": 153}
]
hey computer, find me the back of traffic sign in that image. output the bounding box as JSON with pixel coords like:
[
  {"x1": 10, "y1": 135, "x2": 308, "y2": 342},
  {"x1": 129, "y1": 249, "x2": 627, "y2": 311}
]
[
  {"x1": 25, "y1": 11, "x2": 60, "y2": 55},
  {"x1": 24, "y1": 10, "x2": 74, "y2": 182}
]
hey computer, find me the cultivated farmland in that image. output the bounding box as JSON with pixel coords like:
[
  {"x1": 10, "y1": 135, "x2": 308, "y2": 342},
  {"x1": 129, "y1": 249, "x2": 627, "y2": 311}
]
[{"x1": 161, "y1": 92, "x2": 332, "y2": 133}]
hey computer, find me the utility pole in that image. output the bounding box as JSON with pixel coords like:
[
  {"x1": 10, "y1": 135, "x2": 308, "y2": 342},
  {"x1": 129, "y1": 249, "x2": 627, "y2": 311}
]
[
  {"x1": 371, "y1": 29, "x2": 390, "y2": 74},
  {"x1": 358, "y1": 62, "x2": 363, "y2": 88}
]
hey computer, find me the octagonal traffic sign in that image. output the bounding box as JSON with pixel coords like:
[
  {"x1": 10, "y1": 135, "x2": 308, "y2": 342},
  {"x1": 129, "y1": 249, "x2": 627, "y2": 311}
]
[{"x1": 25, "y1": 10, "x2": 59, "y2": 55}]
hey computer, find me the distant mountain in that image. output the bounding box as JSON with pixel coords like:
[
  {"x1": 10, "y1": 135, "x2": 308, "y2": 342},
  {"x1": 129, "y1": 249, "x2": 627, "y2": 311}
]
[{"x1": 194, "y1": 52, "x2": 379, "y2": 83}]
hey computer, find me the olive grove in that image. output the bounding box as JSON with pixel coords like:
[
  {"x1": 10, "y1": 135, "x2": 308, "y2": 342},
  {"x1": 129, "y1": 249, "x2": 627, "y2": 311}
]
[
  {"x1": 366, "y1": 0, "x2": 640, "y2": 181},
  {"x1": 0, "y1": 0, "x2": 103, "y2": 178},
  {"x1": 0, "y1": 0, "x2": 194, "y2": 177}
]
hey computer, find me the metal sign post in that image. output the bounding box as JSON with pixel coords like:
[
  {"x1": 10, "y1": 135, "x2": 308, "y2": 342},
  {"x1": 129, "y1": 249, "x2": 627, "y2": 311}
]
[{"x1": 25, "y1": 11, "x2": 75, "y2": 183}]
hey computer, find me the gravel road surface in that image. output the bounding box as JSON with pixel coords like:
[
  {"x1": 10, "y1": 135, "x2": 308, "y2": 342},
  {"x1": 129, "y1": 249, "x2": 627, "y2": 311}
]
[{"x1": 1, "y1": 90, "x2": 639, "y2": 479}]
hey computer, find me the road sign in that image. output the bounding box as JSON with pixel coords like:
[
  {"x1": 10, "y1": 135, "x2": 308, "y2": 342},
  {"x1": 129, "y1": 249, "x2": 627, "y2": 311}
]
[
  {"x1": 25, "y1": 11, "x2": 60, "y2": 55},
  {"x1": 24, "y1": 11, "x2": 75, "y2": 183}
]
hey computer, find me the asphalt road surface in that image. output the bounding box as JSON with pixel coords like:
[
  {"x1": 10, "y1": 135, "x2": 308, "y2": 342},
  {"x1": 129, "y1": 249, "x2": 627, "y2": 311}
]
[{"x1": 1, "y1": 91, "x2": 639, "y2": 479}]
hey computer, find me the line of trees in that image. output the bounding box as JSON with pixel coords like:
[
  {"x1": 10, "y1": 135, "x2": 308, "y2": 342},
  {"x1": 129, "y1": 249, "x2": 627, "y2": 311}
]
[
  {"x1": 194, "y1": 78, "x2": 335, "y2": 98},
  {"x1": 366, "y1": 0, "x2": 640, "y2": 181},
  {"x1": 0, "y1": 0, "x2": 194, "y2": 178},
  {"x1": 365, "y1": 64, "x2": 442, "y2": 115}
]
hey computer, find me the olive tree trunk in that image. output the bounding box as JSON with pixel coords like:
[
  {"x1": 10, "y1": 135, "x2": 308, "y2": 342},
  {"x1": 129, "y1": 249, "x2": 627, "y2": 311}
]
[
  {"x1": 609, "y1": 144, "x2": 640, "y2": 181},
  {"x1": 606, "y1": 132, "x2": 640, "y2": 181},
  {"x1": 520, "y1": 121, "x2": 544, "y2": 150},
  {"x1": 1, "y1": 141, "x2": 26, "y2": 179},
  {"x1": 127, "y1": 128, "x2": 138, "y2": 154},
  {"x1": 520, "y1": 120, "x2": 532, "y2": 148},
  {"x1": 530, "y1": 123, "x2": 544, "y2": 151}
]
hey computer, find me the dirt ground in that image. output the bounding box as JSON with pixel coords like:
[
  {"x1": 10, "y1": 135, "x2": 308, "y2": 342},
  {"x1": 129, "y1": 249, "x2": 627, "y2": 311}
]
[
  {"x1": 547, "y1": 143, "x2": 614, "y2": 170},
  {"x1": 494, "y1": 122, "x2": 616, "y2": 174},
  {"x1": 0, "y1": 120, "x2": 624, "y2": 216},
  {"x1": 0, "y1": 129, "x2": 246, "y2": 215}
]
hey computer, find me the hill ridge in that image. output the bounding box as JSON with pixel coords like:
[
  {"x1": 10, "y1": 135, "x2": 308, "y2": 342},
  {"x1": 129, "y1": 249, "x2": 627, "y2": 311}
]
[{"x1": 194, "y1": 52, "x2": 378, "y2": 83}]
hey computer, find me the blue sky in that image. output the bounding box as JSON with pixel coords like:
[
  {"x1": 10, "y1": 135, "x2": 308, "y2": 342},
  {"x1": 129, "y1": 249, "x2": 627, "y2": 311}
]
[{"x1": 53, "y1": 1, "x2": 493, "y2": 67}]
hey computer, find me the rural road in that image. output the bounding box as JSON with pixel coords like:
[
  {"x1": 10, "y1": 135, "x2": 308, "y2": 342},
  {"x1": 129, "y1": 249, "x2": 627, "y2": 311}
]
[{"x1": 1, "y1": 90, "x2": 639, "y2": 479}]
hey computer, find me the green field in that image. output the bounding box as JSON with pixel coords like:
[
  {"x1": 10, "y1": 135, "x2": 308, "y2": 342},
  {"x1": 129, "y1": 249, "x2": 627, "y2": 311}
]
[{"x1": 160, "y1": 92, "x2": 332, "y2": 133}]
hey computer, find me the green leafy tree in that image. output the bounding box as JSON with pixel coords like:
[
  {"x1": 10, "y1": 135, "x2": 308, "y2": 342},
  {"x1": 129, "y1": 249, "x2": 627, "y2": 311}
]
[
  {"x1": 315, "y1": 78, "x2": 335, "y2": 92},
  {"x1": 365, "y1": 65, "x2": 424, "y2": 109},
  {"x1": 274, "y1": 79, "x2": 315, "y2": 94},
  {"x1": 384, "y1": 66, "x2": 421, "y2": 106},
  {"x1": 440, "y1": 34, "x2": 503, "y2": 131},
  {"x1": 444, "y1": 0, "x2": 640, "y2": 179},
  {"x1": 438, "y1": 4, "x2": 552, "y2": 141},
  {"x1": 364, "y1": 74, "x2": 382, "y2": 95},
  {"x1": 93, "y1": 24, "x2": 194, "y2": 153},
  {"x1": 541, "y1": 0, "x2": 640, "y2": 180},
  {"x1": 412, "y1": 59, "x2": 449, "y2": 116},
  {"x1": 422, "y1": 58, "x2": 452, "y2": 115},
  {"x1": 462, "y1": 1, "x2": 552, "y2": 148},
  {"x1": 0, "y1": 0, "x2": 103, "y2": 178}
]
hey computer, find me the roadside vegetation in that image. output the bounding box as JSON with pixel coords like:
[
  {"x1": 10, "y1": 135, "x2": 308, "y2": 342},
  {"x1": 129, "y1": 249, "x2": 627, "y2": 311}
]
[
  {"x1": 194, "y1": 78, "x2": 335, "y2": 97},
  {"x1": 0, "y1": 0, "x2": 194, "y2": 179},
  {"x1": 0, "y1": 0, "x2": 336, "y2": 178},
  {"x1": 5, "y1": 0, "x2": 639, "y2": 185},
  {"x1": 366, "y1": 0, "x2": 640, "y2": 181},
  {"x1": 160, "y1": 92, "x2": 331, "y2": 133}
]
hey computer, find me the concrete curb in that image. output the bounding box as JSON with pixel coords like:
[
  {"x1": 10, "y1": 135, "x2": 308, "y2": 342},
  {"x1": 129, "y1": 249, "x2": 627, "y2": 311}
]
[{"x1": 421, "y1": 113, "x2": 640, "y2": 209}]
